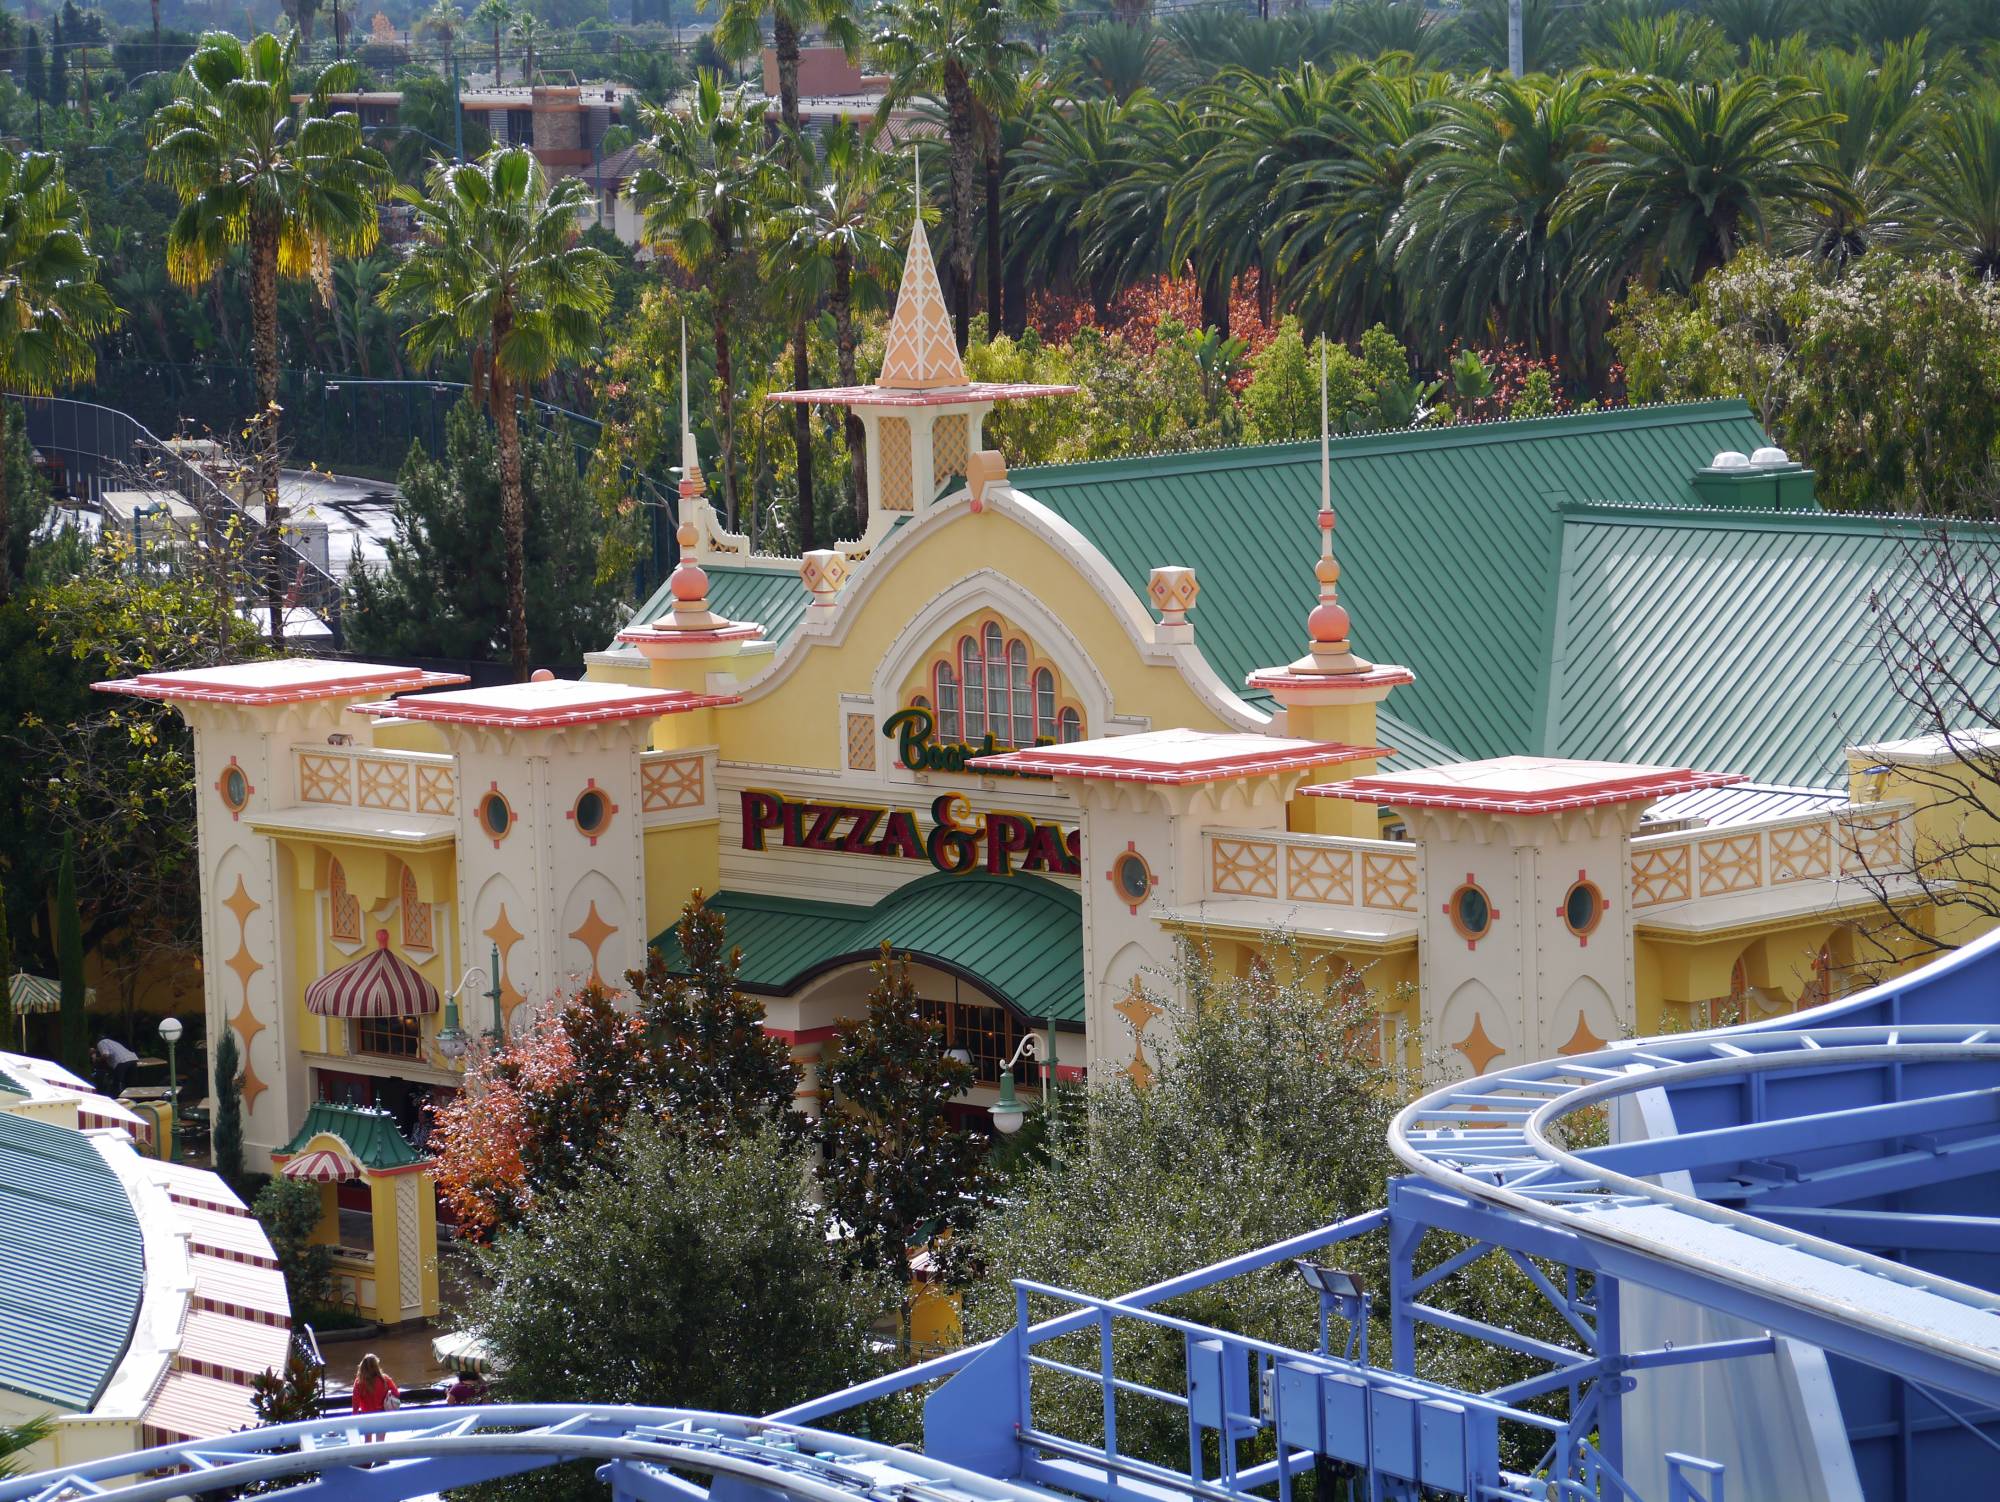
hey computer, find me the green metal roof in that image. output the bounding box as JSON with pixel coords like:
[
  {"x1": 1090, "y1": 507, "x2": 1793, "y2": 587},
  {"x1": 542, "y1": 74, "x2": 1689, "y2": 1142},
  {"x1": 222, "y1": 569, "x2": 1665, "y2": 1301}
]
[
  {"x1": 280, "y1": 1102, "x2": 424, "y2": 1171},
  {"x1": 1546, "y1": 504, "x2": 2000, "y2": 786},
  {"x1": 652, "y1": 873, "x2": 1085, "y2": 1024},
  {"x1": 626, "y1": 562, "x2": 815, "y2": 642},
  {"x1": 0, "y1": 1109, "x2": 143, "y2": 1409},
  {"x1": 1016, "y1": 400, "x2": 1773, "y2": 762}
]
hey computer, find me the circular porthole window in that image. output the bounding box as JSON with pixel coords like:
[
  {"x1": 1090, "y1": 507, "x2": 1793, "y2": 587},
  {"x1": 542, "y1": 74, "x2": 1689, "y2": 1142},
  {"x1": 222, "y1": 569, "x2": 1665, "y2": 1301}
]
[
  {"x1": 1108, "y1": 847, "x2": 1155, "y2": 911},
  {"x1": 1448, "y1": 880, "x2": 1494, "y2": 944},
  {"x1": 477, "y1": 788, "x2": 514, "y2": 844},
  {"x1": 1563, "y1": 879, "x2": 1605, "y2": 941},
  {"x1": 218, "y1": 763, "x2": 251, "y2": 816},
  {"x1": 571, "y1": 786, "x2": 615, "y2": 843}
]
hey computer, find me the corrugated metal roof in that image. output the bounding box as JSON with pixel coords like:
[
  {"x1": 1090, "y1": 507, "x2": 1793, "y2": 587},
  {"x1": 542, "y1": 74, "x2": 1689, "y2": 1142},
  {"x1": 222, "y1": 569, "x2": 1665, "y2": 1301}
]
[
  {"x1": 1016, "y1": 400, "x2": 1772, "y2": 759},
  {"x1": 653, "y1": 873, "x2": 1085, "y2": 1023},
  {"x1": 143, "y1": 1369, "x2": 259, "y2": 1443},
  {"x1": 1377, "y1": 711, "x2": 1464, "y2": 772},
  {"x1": 625, "y1": 562, "x2": 811, "y2": 641},
  {"x1": 1547, "y1": 505, "x2": 2000, "y2": 786},
  {"x1": 277, "y1": 1103, "x2": 422, "y2": 1170},
  {"x1": 0, "y1": 1111, "x2": 143, "y2": 1409},
  {"x1": 1643, "y1": 781, "x2": 1850, "y2": 830}
]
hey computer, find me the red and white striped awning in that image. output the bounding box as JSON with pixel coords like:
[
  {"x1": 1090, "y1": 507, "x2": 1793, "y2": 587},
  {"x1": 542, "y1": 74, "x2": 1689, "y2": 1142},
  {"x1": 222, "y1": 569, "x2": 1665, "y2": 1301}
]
[
  {"x1": 305, "y1": 931, "x2": 439, "y2": 1018},
  {"x1": 281, "y1": 1148, "x2": 360, "y2": 1183}
]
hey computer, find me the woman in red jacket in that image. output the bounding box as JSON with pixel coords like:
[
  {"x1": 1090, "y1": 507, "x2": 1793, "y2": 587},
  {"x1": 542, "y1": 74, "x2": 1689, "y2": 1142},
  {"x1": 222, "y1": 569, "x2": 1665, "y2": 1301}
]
[{"x1": 351, "y1": 1352, "x2": 399, "y2": 1438}]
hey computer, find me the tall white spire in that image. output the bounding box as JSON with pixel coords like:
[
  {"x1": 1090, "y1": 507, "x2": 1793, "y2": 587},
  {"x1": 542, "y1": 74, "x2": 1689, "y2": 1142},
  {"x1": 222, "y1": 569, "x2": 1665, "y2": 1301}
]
[
  {"x1": 1288, "y1": 336, "x2": 1371, "y2": 677},
  {"x1": 678, "y1": 318, "x2": 704, "y2": 496}
]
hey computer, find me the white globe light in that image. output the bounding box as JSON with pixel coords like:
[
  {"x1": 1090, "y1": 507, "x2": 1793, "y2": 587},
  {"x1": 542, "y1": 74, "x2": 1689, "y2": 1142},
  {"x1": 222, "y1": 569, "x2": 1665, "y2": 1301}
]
[{"x1": 157, "y1": 1016, "x2": 185, "y2": 1045}]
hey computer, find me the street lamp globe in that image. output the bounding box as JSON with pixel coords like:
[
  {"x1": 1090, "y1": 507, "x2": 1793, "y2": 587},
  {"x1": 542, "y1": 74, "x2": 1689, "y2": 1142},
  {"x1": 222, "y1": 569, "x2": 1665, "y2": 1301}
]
[
  {"x1": 990, "y1": 1070, "x2": 1027, "y2": 1137},
  {"x1": 158, "y1": 1016, "x2": 184, "y2": 1046}
]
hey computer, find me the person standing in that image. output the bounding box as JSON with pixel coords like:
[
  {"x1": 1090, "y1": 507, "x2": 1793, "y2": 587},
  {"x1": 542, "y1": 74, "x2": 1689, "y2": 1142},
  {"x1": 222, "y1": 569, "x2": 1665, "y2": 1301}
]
[
  {"x1": 93, "y1": 1036, "x2": 138, "y2": 1095},
  {"x1": 351, "y1": 1352, "x2": 400, "y2": 1437}
]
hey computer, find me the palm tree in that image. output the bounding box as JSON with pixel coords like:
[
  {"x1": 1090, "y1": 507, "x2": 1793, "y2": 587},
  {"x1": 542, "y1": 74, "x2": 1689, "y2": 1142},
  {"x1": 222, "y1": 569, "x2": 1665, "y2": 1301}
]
[
  {"x1": 871, "y1": 0, "x2": 1055, "y2": 348},
  {"x1": 148, "y1": 31, "x2": 387, "y2": 645},
  {"x1": 635, "y1": 71, "x2": 783, "y2": 531},
  {"x1": 711, "y1": 0, "x2": 859, "y2": 133},
  {"x1": 0, "y1": 149, "x2": 118, "y2": 602},
  {"x1": 1008, "y1": 92, "x2": 1143, "y2": 317},
  {"x1": 1084, "y1": 94, "x2": 1215, "y2": 316},
  {"x1": 1053, "y1": 20, "x2": 1169, "y2": 103},
  {"x1": 473, "y1": 0, "x2": 512, "y2": 83},
  {"x1": 1903, "y1": 84, "x2": 2000, "y2": 279},
  {"x1": 1176, "y1": 62, "x2": 1371, "y2": 337},
  {"x1": 1450, "y1": 0, "x2": 1576, "y2": 74},
  {"x1": 1390, "y1": 72, "x2": 1604, "y2": 370},
  {"x1": 1582, "y1": 13, "x2": 1730, "y2": 82},
  {"x1": 1778, "y1": 37, "x2": 1933, "y2": 268},
  {"x1": 0, "y1": 1417, "x2": 51, "y2": 1479},
  {"x1": 1555, "y1": 74, "x2": 1855, "y2": 297},
  {"x1": 509, "y1": 12, "x2": 545, "y2": 83},
  {"x1": 385, "y1": 146, "x2": 613, "y2": 679},
  {"x1": 772, "y1": 119, "x2": 902, "y2": 523},
  {"x1": 1274, "y1": 69, "x2": 1442, "y2": 343},
  {"x1": 418, "y1": 0, "x2": 464, "y2": 73}
]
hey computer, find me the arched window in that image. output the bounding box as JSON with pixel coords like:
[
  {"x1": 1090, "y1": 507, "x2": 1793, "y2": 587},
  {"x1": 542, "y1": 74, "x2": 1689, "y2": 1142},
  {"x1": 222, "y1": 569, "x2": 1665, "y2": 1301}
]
[
  {"x1": 983, "y1": 622, "x2": 1008, "y2": 738},
  {"x1": 924, "y1": 622, "x2": 1087, "y2": 750},
  {"x1": 932, "y1": 658, "x2": 960, "y2": 743},
  {"x1": 401, "y1": 866, "x2": 432, "y2": 953},
  {"x1": 1008, "y1": 639, "x2": 1031, "y2": 746},
  {"x1": 1034, "y1": 668, "x2": 1056, "y2": 740},
  {"x1": 959, "y1": 635, "x2": 986, "y2": 740},
  {"x1": 329, "y1": 859, "x2": 360, "y2": 944}
]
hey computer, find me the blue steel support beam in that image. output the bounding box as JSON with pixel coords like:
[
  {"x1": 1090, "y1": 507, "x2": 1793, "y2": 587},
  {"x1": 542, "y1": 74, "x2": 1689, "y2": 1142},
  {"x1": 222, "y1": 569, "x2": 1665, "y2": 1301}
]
[
  {"x1": 1724, "y1": 1132, "x2": 2000, "y2": 1210},
  {"x1": 1574, "y1": 1087, "x2": 2000, "y2": 1180},
  {"x1": 1394, "y1": 1179, "x2": 2000, "y2": 1409},
  {"x1": 1754, "y1": 1207, "x2": 2000, "y2": 1253}
]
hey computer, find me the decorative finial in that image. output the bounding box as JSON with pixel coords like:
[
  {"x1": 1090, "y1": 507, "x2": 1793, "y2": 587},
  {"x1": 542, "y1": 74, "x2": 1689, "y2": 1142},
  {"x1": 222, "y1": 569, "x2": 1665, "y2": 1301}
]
[
  {"x1": 663, "y1": 516, "x2": 720, "y2": 629},
  {"x1": 678, "y1": 318, "x2": 704, "y2": 499},
  {"x1": 1288, "y1": 337, "x2": 1372, "y2": 677}
]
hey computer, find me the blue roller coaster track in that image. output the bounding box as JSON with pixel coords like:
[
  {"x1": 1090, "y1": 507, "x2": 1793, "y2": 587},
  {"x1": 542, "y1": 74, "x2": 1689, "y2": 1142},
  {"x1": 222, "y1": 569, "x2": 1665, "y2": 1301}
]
[{"x1": 14, "y1": 930, "x2": 2000, "y2": 1502}]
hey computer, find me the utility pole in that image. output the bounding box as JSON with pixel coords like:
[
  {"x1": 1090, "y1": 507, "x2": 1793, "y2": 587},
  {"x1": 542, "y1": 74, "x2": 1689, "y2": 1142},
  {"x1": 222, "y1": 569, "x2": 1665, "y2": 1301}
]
[
  {"x1": 452, "y1": 48, "x2": 464, "y2": 162},
  {"x1": 1507, "y1": 0, "x2": 1523, "y2": 77}
]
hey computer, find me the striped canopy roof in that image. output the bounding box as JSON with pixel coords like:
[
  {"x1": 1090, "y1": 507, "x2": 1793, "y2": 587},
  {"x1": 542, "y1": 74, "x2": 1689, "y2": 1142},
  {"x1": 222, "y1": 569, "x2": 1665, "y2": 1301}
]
[
  {"x1": 281, "y1": 1148, "x2": 359, "y2": 1183},
  {"x1": 304, "y1": 932, "x2": 439, "y2": 1018},
  {"x1": 9, "y1": 973, "x2": 92, "y2": 1013}
]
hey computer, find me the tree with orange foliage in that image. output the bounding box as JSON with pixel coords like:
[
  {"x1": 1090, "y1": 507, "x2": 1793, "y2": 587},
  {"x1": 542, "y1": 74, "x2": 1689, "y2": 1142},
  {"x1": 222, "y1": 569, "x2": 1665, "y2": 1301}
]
[{"x1": 430, "y1": 891, "x2": 802, "y2": 1235}]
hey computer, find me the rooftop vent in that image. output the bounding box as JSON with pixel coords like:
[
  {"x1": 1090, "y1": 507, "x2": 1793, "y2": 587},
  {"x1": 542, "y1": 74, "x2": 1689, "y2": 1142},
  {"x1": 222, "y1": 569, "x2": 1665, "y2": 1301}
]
[{"x1": 1692, "y1": 445, "x2": 1817, "y2": 510}]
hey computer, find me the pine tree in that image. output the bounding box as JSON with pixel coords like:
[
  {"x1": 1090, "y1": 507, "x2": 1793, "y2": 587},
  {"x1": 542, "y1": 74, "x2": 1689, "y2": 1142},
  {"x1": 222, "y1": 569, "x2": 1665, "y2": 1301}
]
[
  {"x1": 0, "y1": 864, "x2": 13, "y2": 1053},
  {"x1": 46, "y1": 16, "x2": 66, "y2": 111},
  {"x1": 630, "y1": 892, "x2": 802, "y2": 1148},
  {"x1": 213, "y1": 1026, "x2": 245, "y2": 1185},
  {"x1": 20, "y1": 26, "x2": 44, "y2": 104},
  {"x1": 56, "y1": 838, "x2": 86, "y2": 1075},
  {"x1": 817, "y1": 945, "x2": 992, "y2": 1281}
]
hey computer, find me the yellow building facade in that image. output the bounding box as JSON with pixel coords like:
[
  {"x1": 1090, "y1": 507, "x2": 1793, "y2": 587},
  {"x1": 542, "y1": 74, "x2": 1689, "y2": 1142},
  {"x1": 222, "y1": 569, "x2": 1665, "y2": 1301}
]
[{"x1": 98, "y1": 207, "x2": 1989, "y2": 1309}]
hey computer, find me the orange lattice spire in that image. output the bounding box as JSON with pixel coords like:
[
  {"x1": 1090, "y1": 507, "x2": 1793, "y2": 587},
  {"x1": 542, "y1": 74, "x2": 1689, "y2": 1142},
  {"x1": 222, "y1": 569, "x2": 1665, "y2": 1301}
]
[{"x1": 877, "y1": 152, "x2": 966, "y2": 391}]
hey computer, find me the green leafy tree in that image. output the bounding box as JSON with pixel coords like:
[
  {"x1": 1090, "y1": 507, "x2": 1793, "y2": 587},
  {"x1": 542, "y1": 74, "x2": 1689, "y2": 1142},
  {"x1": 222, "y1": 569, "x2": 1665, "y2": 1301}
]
[
  {"x1": 47, "y1": 15, "x2": 66, "y2": 114},
  {"x1": 213, "y1": 1025, "x2": 245, "y2": 1185},
  {"x1": 817, "y1": 944, "x2": 991, "y2": 1281},
  {"x1": 629, "y1": 891, "x2": 802, "y2": 1147},
  {"x1": 345, "y1": 395, "x2": 622, "y2": 667},
  {"x1": 254, "y1": 1175, "x2": 335, "y2": 1312},
  {"x1": 55, "y1": 836, "x2": 85, "y2": 1074},
  {"x1": 466, "y1": 1118, "x2": 890, "y2": 1414},
  {"x1": 1610, "y1": 250, "x2": 2000, "y2": 511},
  {"x1": 1239, "y1": 319, "x2": 1375, "y2": 442},
  {"x1": 417, "y1": 0, "x2": 464, "y2": 72},
  {"x1": 0, "y1": 149, "x2": 118, "y2": 604},
  {"x1": 0, "y1": 863, "x2": 13, "y2": 1052},
  {"x1": 387, "y1": 73, "x2": 492, "y2": 184},
  {"x1": 148, "y1": 31, "x2": 388, "y2": 647},
  {"x1": 871, "y1": 0, "x2": 1056, "y2": 349},
  {"x1": 635, "y1": 73, "x2": 782, "y2": 530},
  {"x1": 385, "y1": 147, "x2": 612, "y2": 680},
  {"x1": 250, "y1": 1344, "x2": 325, "y2": 1426}
]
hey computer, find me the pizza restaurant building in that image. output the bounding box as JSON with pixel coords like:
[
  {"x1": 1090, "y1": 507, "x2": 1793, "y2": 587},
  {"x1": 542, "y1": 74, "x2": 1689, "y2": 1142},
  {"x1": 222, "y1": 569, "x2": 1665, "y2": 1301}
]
[{"x1": 101, "y1": 206, "x2": 1971, "y2": 1260}]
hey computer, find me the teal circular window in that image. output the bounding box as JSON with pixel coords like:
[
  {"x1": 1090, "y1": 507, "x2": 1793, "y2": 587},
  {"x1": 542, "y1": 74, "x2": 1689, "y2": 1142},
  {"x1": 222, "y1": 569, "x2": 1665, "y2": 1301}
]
[
  {"x1": 1563, "y1": 880, "x2": 1604, "y2": 939},
  {"x1": 220, "y1": 766, "x2": 249, "y2": 812},
  {"x1": 1450, "y1": 882, "x2": 1493, "y2": 942},
  {"x1": 573, "y1": 788, "x2": 611, "y2": 838},
  {"x1": 478, "y1": 790, "x2": 513, "y2": 841},
  {"x1": 1112, "y1": 850, "x2": 1152, "y2": 905}
]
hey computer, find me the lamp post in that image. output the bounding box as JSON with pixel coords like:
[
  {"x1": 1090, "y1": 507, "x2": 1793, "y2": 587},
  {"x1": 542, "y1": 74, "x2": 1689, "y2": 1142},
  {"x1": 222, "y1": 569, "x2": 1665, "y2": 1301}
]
[
  {"x1": 437, "y1": 944, "x2": 506, "y2": 1064},
  {"x1": 158, "y1": 1015, "x2": 184, "y2": 1161},
  {"x1": 987, "y1": 1029, "x2": 1052, "y2": 1138}
]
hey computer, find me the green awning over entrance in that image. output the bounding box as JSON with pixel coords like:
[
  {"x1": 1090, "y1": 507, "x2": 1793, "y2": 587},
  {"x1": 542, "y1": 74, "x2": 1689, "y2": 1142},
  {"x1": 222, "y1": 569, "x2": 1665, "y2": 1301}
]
[{"x1": 652, "y1": 872, "x2": 1085, "y2": 1024}]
